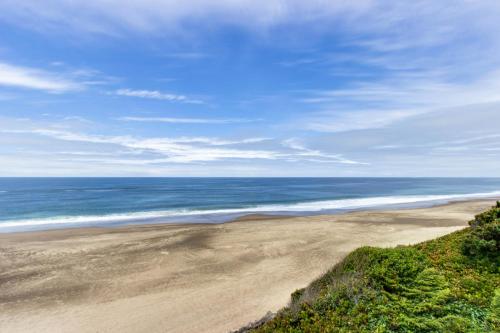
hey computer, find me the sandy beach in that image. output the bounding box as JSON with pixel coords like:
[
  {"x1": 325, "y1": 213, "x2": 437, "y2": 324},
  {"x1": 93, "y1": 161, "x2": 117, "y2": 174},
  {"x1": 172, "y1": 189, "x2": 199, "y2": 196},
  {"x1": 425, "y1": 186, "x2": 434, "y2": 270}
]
[{"x1": 0, "y1": 199, "x2": 496, "y2": 333}]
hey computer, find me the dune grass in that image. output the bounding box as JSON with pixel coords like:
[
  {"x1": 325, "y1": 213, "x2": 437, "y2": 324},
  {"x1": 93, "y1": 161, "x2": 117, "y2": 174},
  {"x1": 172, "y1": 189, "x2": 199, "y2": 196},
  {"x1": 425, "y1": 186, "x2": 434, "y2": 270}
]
[{"x1": 253, "y1": 203, "x2": 500, "y2": 332}]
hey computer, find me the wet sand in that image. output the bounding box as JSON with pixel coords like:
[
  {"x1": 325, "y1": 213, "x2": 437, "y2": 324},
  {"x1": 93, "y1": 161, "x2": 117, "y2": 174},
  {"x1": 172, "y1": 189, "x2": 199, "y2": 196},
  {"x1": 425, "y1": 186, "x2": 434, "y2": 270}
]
[{"x1": 0, "y1": 199, "x2": 496, "y2": 333}]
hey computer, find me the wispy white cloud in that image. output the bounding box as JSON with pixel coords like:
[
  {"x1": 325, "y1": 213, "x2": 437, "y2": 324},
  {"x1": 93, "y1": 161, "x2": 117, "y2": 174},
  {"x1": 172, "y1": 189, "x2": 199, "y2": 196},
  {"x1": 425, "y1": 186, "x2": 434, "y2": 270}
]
[
  {"x1": 114, "y1": 88, "x2": 203, "y2": 104},
  {"x1": 62, "y1": 116, "x2": 94, "y2": 124},
  {"x1": 282, "y1": 138, "x2": 368, "y2": 165},
  {"x1": 119, "y1": 116, "x2": 259, "y2": 124},
  {"x1": 303, "y1": 109, "x2": 415, "y2": 133},
  {"x1": 1, "y1": 129, "x2": 280, "y2": 163},
  {"x1": 163, "y1": 137, "x2": 272, "y2": 145},
  {"x1": 0, "y1": 62, "x2": 83, "y2": 93},
  {"x1": 1, "y1": 128, "x2": 364, "y2": 165},
  {"x1": 371, "y1": 133, "x2": 500, "y2": 152},
  {"x1": 300, "y1": 70, "x2": 500, "y2": 132},
  {"x1": 0, "y1": 61, "x2": 116, "y2": 94},
  {"x1": 0, "y1": 1, "x2": 373, "y2": 36},
  {"x1": 1, "y1": 1, "x2": 498, "y2": 59}
]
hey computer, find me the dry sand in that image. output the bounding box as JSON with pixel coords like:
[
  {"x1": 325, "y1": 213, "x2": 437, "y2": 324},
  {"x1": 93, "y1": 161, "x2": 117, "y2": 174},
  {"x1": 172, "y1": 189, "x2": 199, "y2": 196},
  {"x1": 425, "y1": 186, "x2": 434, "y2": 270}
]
[{"x1": 0, "y1": 199, "x2": 497, "y2": 333}]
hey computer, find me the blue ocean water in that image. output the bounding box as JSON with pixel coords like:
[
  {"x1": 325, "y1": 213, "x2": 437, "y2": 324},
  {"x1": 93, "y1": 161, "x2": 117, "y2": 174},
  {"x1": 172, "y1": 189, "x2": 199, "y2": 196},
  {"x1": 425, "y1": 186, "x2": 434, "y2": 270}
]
[{"x1": 1, "y1": 177, "x2": 500, "y2": 232}]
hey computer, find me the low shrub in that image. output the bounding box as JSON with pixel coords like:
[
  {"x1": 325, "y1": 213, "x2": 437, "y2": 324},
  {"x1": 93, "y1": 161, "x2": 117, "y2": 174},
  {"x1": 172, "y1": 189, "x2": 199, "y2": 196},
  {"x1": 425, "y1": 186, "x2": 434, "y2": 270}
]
[
  {"x1": 253, "y1": 203, "x2": 500, "y2": 333},
  {"x1": 462, "y1": 201, "x2": 499, "y2": 265}
]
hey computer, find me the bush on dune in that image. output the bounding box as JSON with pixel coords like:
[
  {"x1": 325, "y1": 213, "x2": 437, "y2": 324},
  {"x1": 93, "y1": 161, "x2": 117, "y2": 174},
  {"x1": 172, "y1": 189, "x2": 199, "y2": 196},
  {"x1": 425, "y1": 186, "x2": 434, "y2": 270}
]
[
  {"x1": 253, "y1": 203, "x2": 500, "y2": 333},
  {"x1": 462, "y1": 201, "x2": 500, "y2": 261}
]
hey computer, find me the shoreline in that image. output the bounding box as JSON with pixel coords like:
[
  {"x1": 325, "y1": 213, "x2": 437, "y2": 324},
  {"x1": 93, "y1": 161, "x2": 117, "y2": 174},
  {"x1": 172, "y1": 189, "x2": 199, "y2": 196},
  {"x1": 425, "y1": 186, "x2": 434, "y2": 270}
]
[
  {"x1": 2, "y1": 194, "x2": 500, "y2": 234},
  {"x1": 0, "y1": 198, "x2": 498, "y2": 333}
]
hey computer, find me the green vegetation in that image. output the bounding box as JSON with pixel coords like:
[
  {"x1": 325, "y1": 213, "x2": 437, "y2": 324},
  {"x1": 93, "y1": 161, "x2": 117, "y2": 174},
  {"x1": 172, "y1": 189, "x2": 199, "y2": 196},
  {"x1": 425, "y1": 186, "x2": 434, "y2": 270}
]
[{"x1": 253, "y1": 203, "x2": 500, "y2": 332}]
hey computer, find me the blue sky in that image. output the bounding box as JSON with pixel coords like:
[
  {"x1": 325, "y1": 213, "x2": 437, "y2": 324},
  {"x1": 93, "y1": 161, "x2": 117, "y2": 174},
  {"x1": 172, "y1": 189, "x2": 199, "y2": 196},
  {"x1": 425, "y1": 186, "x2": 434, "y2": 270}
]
[{"x1": 0, "y1": 1, "x2": 500, "y2": 176}]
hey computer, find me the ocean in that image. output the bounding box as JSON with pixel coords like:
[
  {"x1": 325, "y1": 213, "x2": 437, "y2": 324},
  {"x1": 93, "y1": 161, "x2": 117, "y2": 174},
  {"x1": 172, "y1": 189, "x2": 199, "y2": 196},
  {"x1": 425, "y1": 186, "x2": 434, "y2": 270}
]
[{"x1": 1, "y1": 177, "x2": 500, "y2": 232}]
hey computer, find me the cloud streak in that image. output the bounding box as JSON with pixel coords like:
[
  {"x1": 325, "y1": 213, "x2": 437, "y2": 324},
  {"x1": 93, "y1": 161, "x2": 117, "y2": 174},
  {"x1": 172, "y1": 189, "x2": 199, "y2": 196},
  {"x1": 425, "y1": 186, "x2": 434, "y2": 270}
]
[
  {"x1": 0, "y1": 1, "x2": 372, "y2": 36},
  {"x1": 2, "y1": 128, "x2": 364, "y2": 165},
  {"x1": 0, "y1": 62, "x2": 83, "y2": 93},
  {"x1": 299, "y1": 70, "x2": 500, "y2": 132},
  {"x1": 282, "y1": 138, "x2": 368, "y2": 165},
  {"x1": 119, "y1": 116, "x2": 259, "y2": 124},
  {"x1": 115, "y1": 88, "x2": 203, "y2": 104},
  {"x1": 1, "y1": 1, "x2": 499, "y2": 59}
]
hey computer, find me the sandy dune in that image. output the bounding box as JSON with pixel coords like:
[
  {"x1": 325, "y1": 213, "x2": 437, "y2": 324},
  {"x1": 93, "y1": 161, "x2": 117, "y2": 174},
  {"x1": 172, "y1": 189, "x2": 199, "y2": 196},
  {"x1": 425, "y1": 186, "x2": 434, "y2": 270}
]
[{"x1": 0, "y1": 199, "x2": 496, "y2": 333}]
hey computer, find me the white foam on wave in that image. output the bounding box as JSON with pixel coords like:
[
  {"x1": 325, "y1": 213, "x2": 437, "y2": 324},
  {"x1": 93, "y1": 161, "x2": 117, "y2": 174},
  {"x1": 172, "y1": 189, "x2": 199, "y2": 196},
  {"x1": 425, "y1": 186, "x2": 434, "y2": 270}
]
[{"x1": 1, "y1": 190, "x2": 500, "y2": 230}]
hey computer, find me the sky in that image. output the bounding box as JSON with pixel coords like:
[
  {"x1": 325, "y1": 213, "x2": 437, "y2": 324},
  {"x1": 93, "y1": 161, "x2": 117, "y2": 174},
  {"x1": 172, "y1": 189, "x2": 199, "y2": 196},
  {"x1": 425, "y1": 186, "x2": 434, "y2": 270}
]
[{"x1": 0, "y1": 0, "x2": 500, "y2": 176}]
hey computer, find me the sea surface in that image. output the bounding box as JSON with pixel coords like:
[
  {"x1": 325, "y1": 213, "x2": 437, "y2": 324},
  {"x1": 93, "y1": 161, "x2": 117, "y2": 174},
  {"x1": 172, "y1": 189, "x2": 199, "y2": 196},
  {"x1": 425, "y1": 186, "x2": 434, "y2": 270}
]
[{"x1": 1, "y1": 177, "x2": 500, "y2": 232}]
